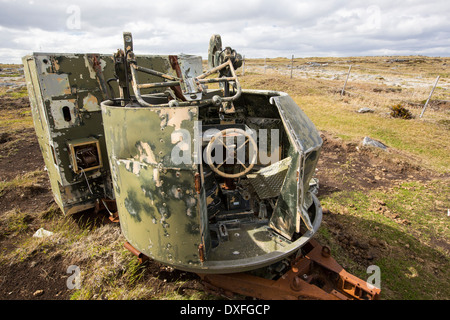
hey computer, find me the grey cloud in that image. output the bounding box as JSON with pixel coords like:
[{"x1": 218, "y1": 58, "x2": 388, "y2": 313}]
[{"x1": 1, "y1": 0, "x2": 449, "y2": 63}]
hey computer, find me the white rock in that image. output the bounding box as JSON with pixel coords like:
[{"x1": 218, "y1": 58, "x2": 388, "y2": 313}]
[{"x1": 33, "y1": 228, "x2": 54, "y2": 238}]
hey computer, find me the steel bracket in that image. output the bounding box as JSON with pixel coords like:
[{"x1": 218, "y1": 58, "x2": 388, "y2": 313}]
[{"x1": 198, "y1": 239, "x2": 381, "y2": 300}]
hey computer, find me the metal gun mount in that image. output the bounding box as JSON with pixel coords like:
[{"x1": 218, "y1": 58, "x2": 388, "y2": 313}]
[
  {"x1": 22, "y1": 32, "x2": 380, "y2": 300},
  {"x1": 113, "y1": 32, "x2": 242, "y2": 114}
]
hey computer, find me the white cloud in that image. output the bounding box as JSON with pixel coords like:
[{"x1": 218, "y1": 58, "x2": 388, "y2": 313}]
[{"x1": 1, "y1": 0, "x2": 449, "y2": 63}]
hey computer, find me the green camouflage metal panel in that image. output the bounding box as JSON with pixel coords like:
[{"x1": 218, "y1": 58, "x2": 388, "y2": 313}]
[
  {"x1": 22, "y1": 52, "x2": 189, "y2": 214},
  {"x1": 268, "y1": 93, "x2": 323, "y2": 238},
  {"x1": 268, "y1": 150, "x2": 300, "y2": 239},
  {"x1": 23, "y1": 32, "x2": 324, "y2": 274},
  {"x1": 101, "y1": 102, "x2": 208, "y2": 269},
  {"x1": 271, "y1": 93, "x2": 323, "y2": 154},
  {"x1": 22, "y1": 53, "x2": 113, "y2": 214}
]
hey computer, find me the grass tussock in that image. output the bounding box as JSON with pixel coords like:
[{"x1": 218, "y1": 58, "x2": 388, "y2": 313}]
[
  {"x1": 0, "y1": 170, "x2": 46, "y2": 196},
  {"x1": 389, "y1": 104, "x2": 414, "y2": 119}
]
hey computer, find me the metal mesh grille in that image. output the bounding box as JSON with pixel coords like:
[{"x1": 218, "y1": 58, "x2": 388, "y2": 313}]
[{"x1": 246, "y1": 157, "x2": 292, "y2": 199}]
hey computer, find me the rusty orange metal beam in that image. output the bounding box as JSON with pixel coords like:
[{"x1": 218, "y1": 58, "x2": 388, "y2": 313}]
[
  {"x1": 124, "y1": 241, "x2": 149, "y2": 264},
  {"x1": 305, "y1": 239, "x2": 380, "y2": 300},
  {"x1": 198, "y1": 239, "x2": 380, "y2": 300},
  {"x1": 123, "y1": 236, "x2": 380, "y2": 300}
]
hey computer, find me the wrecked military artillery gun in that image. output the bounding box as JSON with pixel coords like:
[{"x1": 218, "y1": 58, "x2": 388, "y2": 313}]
[{"x1": 22, "y1": 33, "x2": 380, "y2": 300}]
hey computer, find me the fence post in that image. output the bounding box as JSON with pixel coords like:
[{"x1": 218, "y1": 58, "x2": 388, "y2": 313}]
[
  {"x1": 264, "y1": 57, "x2": 267, "y2": 74},
  {"x1": 290, "y1": 55, "x2": 294, "y2": 79},
  {"x1": 242, "y1": 55, "x2": 245, "y2": 76},
  {"x1": 420, "y1": 75, "x2": 440, "y2": 118},
  {"x1": 341, "y1": 65, "x2": 352, "y2": 96}
]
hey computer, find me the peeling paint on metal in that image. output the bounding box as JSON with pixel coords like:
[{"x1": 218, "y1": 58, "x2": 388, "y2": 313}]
[
  {"x1": 135, "y1": 141, "x2": 158, "y2": 165},
  {"x1": 82, "y1": 93, "x2": 100, "y2": 111}
]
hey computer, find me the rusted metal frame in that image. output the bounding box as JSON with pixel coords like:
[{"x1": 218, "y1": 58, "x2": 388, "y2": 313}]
[
  {"x1": 198, "y1": 274, "x2": 338, "y2": 300},
  {"x1": 197, "y1": 77, "x2": 235, "y2": 84},
  {"x1": 87, "y1": 54, "x2": 112, "y2": 100},
  {"x1": 166, "y1": 55, "x2": 188, "y2": 101},
  {"x1": 305, "y1": 239, "x2": 381, "y2": 300},
  {"x1": 169, "y1": 55, "x2": 183, "y2": 78},
  {"x1": 219, "y1": 60, "x2": 241, "y2": 102},
  {"x1": 196, "y1": 60, "x2": 233, "y2": 80},
  {"x1": 129, "y1": 62, "x2": 170, "y2": 107},
  {"x1": 198, "y1": 239, "x2": 380, "y2": 300},
  {"x1": 133, "y1": 64, "x2": 180, "y2": 81},
  {"x1": 128, "y1": 58, "x2": 242, "y2": 108},
  {"x1": 94, "y1": 198, "x2": 119, "y2": 223},
  {"x1": 137, "y1": 81, "x2": 181, "y2": 89},
  {"x1": 196, "y1": 242, "x2": 338, "y2": 300},
  {"x1": 124, "y1": 241, "x2": 149, "y2": 264},
  {"x1": 197, "y1": 262, "x2": 339, "y2": 300},
  {"x1": 130, "y1": 64, "x2": 181, "y2": 89},
  {"x1": 197, "y1": 59, "x2": 242, "y2": 103}
]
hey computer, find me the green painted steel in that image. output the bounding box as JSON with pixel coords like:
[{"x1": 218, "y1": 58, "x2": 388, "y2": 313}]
[
  {"x1": 101, "y1": 102, "x2": 206, "y2": 269},
  {"x1": 23, "y1": 33, "x2": 324, "y2": 274}
]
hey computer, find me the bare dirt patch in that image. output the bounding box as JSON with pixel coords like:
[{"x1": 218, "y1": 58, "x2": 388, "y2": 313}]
[
  {"x1": 316, "y1": 131, "x2": 436, "y2": 196},
  {"x1": 0, "y1": 97, "x2": 43, "y2": 182},
  {"x1": 0, "y1": 249, "x2": 70, "y2": 300},
  {"x1": 314, "y1": 131, "x2": 449, "y2": 272}
]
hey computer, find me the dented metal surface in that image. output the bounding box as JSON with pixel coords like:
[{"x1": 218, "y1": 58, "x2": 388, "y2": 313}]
[
  {"x1": 101, "y1": 103, "x2": 202, "y2": 267},
  {"x1": 24, "y1": 33, "x2": 324, "y2": 274},
  {"x1": 22, "y1": 51, "x2": 189, "y2": 214},
  {"x1": 22, "y1": 53, "x2": 114, "y2": 214},
  {"x1": 22, "y1": 32, "x2": 384, "y2": 299},
  {"x1": 98, "y1": 31, "x2": 323, "y2": 272}
]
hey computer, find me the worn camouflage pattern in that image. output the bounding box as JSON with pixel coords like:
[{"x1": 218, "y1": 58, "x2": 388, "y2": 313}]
[
  {"x1": 23, "y1": 33, "x2": 324, "y2": 274},
  {"x1": 101, "y1": 102, "x2": 205, "y2": 269}
]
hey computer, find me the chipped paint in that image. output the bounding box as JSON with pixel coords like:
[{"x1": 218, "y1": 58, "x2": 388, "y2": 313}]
[
  {"x1": 135, "y1": 141, "x2": 158, "y2": 165},
  {"x1": 82, "y1": 93, "x2": 100, "y2": 111},
  {"x1": 23, "y1": 34, "x2": 325, "y2": 276},
  {"x1": 118, "y1": 158, "x2": 143, "y2": 175},
  {"x1": 49, "y1": 99, "x2": 77, "y2": 129},
  {"x1": 42, "y1": 73, "x2": 71, "y2": 96},
  {"x1": 102, "y1": 95, "x2": 202, "y2": 269},
  {"x1": 22, "y1": 52, "x2": 116, "y2": 215},
  {"x1": 153, "y1": 167, "x2": 162, "y2": 187},
  {"x1": 159, "y1": 107, "x2": 194, "y2": 130},
  {"x1": 84, "y1": 55, "x2": 97, "y2": 79}
]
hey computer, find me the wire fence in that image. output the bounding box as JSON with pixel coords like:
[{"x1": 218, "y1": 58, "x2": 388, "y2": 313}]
[
  {"x1": 238, "y1": 56, "x2": 450, "y2": 116},
  {"x1": 242, "y1": 57, "x2": 448, "y2": 87}
]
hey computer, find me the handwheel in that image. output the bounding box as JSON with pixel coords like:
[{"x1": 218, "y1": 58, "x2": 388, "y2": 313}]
[{"x1": 205, "y1": 128, "x2": 258, "y2": 178}]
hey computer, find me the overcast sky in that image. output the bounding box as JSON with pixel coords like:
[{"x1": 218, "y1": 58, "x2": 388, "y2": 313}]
[{"x1": 1, "y1": 0, "x2": 450, "y2": 63}]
